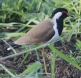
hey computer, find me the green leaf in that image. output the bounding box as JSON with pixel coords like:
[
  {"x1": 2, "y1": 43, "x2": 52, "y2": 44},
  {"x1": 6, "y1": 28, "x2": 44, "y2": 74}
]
[
  {"x1": 19, "y1": 52, "x2": 30, "y2": 67},
  {"x1": 21, "y1": 61, "x2": 42, "y2": 76},
  {"x1": 48, "y1": 44, "x2": 81, "y2": 70}
]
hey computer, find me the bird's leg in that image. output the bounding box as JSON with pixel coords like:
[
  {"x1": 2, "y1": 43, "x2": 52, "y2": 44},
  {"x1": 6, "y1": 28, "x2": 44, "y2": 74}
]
[
  {"x1": 35, "y1": 49, "x2": 40, "y2": 61},
  {"x1": 44, "y1": 52, "x2": 52, "y2": 60},
  {"x1": 28, "y1": 45, "x2": 32, "y2": 54},
  {"x1": 41, "y1": 48, "x2": 47, "y2": 73}
]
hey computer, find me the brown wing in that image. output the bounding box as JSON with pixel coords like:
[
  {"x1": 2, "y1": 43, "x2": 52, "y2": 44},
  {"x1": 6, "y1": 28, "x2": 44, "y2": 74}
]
[{"x1": 14, "y1": 19, "x2": 55, "y2": 45}]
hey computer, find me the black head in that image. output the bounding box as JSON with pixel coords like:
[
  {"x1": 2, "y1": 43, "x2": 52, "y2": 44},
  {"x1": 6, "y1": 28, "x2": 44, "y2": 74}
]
[{"x1": 51, "y1": 8, "x2": 70, "y2": 19}]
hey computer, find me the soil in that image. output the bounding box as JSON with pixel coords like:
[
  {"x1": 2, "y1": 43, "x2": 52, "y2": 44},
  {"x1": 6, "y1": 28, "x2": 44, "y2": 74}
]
[{"x1": 0, "y1": 29, "x2": 81, "y2": 78}]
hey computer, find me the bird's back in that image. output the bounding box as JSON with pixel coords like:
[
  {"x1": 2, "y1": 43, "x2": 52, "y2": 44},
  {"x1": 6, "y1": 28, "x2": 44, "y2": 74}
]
[{"x1": 14, "y1": 19, "x2": 54, "y2": 45}]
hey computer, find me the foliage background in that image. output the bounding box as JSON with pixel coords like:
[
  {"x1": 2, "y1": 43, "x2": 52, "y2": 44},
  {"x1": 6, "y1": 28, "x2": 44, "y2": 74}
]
[
  {"x1": 0, "y1": 0, "x2": 81, "y2": 78},
  {"x1": 0, "y1": 0, "x2": 81, "y2": 39}
]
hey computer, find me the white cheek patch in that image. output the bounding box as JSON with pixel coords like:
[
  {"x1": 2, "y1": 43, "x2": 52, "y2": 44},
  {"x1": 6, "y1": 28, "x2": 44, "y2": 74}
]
[
  {"x1": 46, "y1": 24, "x2": 59, "y2": 44},
  {"x1": 46, "y1": 12, "x2": 62, "y2": 44},
  {"x1": 53, "y1": 12, "x2": 62, "y2": 20}
]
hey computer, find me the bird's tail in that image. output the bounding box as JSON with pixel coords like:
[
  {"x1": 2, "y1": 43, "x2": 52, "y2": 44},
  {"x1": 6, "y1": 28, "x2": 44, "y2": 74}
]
[{"x1": 7, "y1": 43, "x2": 21, "y2": 51}]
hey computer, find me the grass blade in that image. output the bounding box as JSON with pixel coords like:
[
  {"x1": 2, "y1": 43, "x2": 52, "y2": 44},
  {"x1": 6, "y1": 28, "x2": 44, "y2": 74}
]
[
  {"x1": 21, "y1": 61, "x2": 42, "y2": 76},
  {"x1": 48, "y1": 44, "x2": 81, "y2": 70},
  {"x1": 51, "y1": 51, "x2": 55, "y2": 78}
]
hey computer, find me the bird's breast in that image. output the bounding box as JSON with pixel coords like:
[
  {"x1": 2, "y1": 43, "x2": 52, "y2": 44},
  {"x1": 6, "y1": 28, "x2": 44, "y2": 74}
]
[{"x1": 46, "y1": 23, "x2": 59, "y2": 44}]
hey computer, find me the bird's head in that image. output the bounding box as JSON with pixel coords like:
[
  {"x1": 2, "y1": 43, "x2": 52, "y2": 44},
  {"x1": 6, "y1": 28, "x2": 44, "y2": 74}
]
[{"x1": 51, "y1": 8, "x2": 71, "y2": 20}]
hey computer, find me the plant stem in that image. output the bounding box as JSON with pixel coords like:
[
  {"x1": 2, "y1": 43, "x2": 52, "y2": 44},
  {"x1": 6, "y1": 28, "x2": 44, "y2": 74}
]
[{"x1": 51, "y1": 51, "x2": 56, "y2": 78}]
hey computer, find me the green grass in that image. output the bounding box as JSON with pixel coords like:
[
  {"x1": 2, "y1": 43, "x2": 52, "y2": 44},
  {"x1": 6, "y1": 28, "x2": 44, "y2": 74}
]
[{"x1": 0, "y1": 0, "x2": 81, "y2": 78}]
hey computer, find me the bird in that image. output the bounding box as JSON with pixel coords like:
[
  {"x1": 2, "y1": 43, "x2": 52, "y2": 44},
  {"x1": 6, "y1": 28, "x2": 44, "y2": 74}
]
[
  {"x1": 6, "y1": 8, "x2": 71, "y2": 73},
  {"x1": 14, "y1": 8, "x2": 71, "y2": 45},
  {"x1": 7, "y1": 8, "x2": 71, "y2": 50}
]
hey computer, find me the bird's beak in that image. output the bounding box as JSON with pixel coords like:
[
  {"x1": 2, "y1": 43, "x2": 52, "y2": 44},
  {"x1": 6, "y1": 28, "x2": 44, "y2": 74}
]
[
  {"x1": 62, "y1": 11, "x2": 72, "y2": 17},
  {"x1": 66, "y1": 13, "x2": 71, "y2": 16},
  {"x1": 67, "y1": 13, "x2": 73, "y2": 17}
]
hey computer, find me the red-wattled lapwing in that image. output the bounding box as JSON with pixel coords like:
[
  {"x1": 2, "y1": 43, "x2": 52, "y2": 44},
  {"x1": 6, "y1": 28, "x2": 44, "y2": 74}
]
[
  {"x1": 7, "y1": 8, "x2": 71, "y2": 72},
  {"x1": 13, "y1": 8, "x2": 71, "y2": 45}
]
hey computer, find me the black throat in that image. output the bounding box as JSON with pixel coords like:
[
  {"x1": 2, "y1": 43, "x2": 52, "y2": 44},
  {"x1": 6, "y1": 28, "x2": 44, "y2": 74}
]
[{"x1": 56, "y1": 17, "x2": 64, "y2": 35}]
